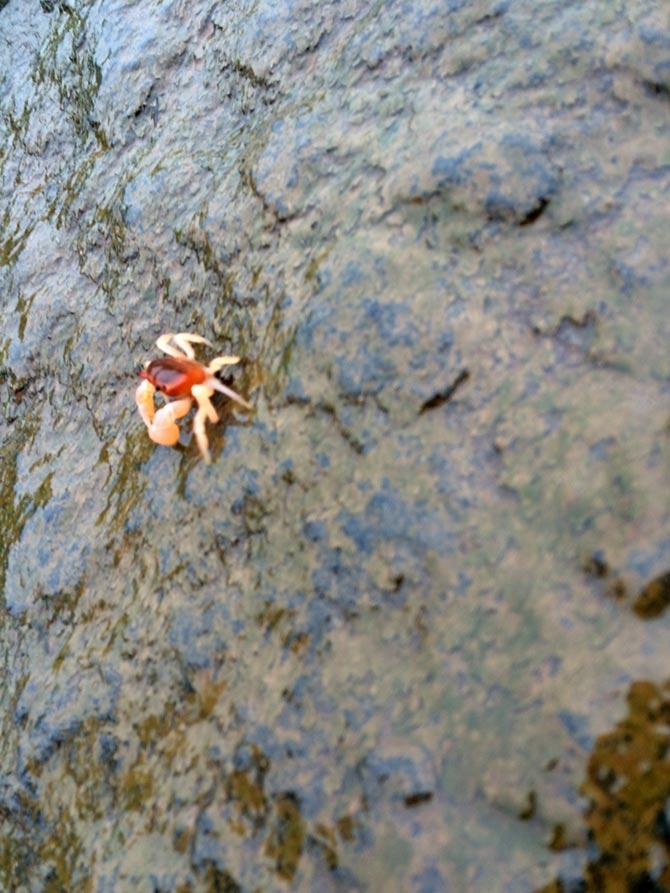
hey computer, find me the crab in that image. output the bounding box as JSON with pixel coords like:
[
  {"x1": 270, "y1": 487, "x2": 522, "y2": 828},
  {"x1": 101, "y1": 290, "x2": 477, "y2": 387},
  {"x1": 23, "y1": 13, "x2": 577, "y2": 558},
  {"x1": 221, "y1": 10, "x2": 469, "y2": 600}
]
[{"x1": 135, "y1": 332, "x2": 251, "y2": 463}]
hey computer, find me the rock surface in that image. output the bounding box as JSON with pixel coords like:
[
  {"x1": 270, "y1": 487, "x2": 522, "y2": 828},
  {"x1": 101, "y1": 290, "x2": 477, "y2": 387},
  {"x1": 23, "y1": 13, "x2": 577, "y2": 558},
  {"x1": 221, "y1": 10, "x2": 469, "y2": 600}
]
[{"x1": 0, "y1": 0, "x2": 669, "y2": 890}]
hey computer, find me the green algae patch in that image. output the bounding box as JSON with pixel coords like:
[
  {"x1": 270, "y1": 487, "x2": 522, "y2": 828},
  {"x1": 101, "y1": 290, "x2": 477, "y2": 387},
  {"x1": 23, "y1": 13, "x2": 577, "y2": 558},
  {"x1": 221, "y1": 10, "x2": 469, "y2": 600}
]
[
  {"x1": 96, "y1": 426, "x2": 155, "y2": 535},
  {"x1": 539, "y1": 679, "x2": 670, "y2": 892},
  {"x1": 265, "y1": 793, "x2": 306, "y2": 882},
  {"x1": 228, "y1": 766, "x2": 268, "y2": 828},
  {"x1": 0, "y1": 223, "x2": 34, "y2": 268},
  {"x1": 584, "y1": 680, "x2": 670, "y2": 886},
  {"x1": 119, "y1": 757, "x2": 155, "y2": 813},
  {"x1": 633, "y1": 570, "x2": 670, "y2": 620},
  {"x1": 33, "y1": 3, "x2": 103, "y2": 146},
  {"x1": 0, "y1": 421, "x2": 50, "y2": 604}
]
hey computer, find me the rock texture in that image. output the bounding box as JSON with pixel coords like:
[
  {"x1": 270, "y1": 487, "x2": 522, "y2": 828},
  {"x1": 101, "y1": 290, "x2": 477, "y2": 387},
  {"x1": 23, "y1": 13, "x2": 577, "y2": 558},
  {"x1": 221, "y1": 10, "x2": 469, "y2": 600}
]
[{"x1": 0, "y1": 1, "x2": 669, "y2": 890}]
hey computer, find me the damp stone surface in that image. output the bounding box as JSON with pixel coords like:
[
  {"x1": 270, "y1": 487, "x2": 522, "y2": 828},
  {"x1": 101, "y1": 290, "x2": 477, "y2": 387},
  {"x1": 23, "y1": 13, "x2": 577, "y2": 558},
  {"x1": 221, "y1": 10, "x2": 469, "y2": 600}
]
[{"x1": 1, "y1": 1, "x2": 670, "y2": 891}]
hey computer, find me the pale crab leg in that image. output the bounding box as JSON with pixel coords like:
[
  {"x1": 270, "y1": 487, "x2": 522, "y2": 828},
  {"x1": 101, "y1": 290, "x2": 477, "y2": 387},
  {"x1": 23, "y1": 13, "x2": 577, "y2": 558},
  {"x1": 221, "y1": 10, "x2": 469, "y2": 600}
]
[
  {"x1": 156, "y1": 332, "x2": 212, "y2": 360},
  {"x1": 155, "y1": 333, "x2": 185, "y2": 359},
  {"x1": 206, "y1": 376, "x2": 253, "y2": 410},
  {"x1": 191, "y1": 384, "x2": 219, "y2": 463},
  {"x1": 207, "y1": 355, "x2": 240, "y2": 374}
]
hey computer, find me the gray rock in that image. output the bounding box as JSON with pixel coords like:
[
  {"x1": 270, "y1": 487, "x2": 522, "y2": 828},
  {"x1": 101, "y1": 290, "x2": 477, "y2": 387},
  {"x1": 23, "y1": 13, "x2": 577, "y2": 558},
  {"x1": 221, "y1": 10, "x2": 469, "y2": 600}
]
[{"x1": 0, "y1": 0, "x2": 669, "y2": 890}]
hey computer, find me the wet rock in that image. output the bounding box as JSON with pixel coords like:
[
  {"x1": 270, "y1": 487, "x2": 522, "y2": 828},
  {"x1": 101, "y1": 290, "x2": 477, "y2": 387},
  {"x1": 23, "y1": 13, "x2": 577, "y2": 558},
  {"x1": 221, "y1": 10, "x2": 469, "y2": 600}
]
[
  {"x1": 0, "y1": 0, "x2": 670, "y2": 890},
  {"x1": 358, "y1": 742, "x2": 437, "y2": 809}
]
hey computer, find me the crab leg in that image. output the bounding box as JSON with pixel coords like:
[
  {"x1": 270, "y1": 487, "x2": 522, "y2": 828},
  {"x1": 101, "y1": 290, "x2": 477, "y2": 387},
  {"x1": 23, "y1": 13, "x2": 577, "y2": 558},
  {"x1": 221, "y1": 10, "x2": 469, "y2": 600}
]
[
  {"x1": 156, "y1": 332, "x2": 212, "y2": 360},
  {"x1": 206, "y1": 355, "x2": 252, "y2": 409},
  {"x1": 191, "y1": 384, "x2": 219, "y2": 463},
  {"x1": 207, "y1": 355, "x2": 240, "y2": 374},
  {"x1": 206, "y1": 376, "x2": 253, "y2": 410}
]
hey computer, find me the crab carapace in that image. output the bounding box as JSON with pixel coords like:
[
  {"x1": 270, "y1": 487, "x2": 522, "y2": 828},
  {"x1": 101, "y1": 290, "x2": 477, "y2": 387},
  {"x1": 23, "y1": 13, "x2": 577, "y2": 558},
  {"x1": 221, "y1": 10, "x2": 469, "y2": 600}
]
[{"x1": 140, "y1": 356, "x2": 208, "y2": 398}]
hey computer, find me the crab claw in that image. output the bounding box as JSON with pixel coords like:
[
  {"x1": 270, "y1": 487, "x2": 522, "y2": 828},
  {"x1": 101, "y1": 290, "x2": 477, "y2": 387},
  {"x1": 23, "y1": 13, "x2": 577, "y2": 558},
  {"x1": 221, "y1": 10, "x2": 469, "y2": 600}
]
[
  {"x1": 136, "y1": 379, "x2": 192, "y2": 447},
  {"x1": 149, "y1": 398, "x2": 193, "y2": 446},
  {"x1": 135, "y1": 379, "x2": 156, "y2": 428}
]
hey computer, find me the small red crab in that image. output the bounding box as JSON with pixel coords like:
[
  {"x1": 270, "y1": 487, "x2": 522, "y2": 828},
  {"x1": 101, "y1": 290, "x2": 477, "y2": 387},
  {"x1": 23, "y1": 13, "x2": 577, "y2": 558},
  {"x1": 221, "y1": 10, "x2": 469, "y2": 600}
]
[{"x1": 135, "y1": 332, "x2": 252, "y2": 463}]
